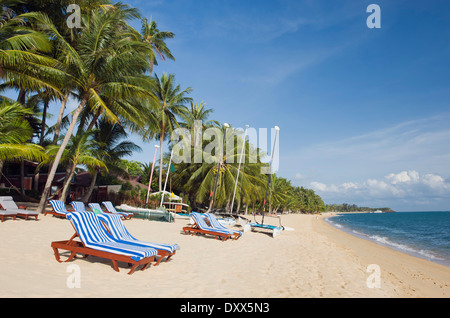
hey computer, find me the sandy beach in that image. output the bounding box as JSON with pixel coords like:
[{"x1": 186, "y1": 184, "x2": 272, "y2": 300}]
[{"x1": 0, "y1": 211, "x2": 449, "y2": 298}]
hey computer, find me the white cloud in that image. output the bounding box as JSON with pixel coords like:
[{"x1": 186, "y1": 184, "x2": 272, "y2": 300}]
[
  {"x1": 385, "y1": 170, "x2": 420, "y2": 185},
  {"x1": 309, "y1": 170, "x2": 450, "y2": 209}
]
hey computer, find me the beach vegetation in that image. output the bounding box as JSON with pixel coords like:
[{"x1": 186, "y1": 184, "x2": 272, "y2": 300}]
[{"x1": 0, "y1": 0, "x2": 332, "y2": 214}]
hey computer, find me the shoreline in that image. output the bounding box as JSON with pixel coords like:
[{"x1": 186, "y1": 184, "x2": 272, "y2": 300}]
[
  {"x1": 314, "y1": 213, "x2": 450, "y2": 297},
  {"x1": 321, "y1": 212, "x2": 450, "y2": 267},
  {"x1": 0, "y1": 213, "x2": 449, "y2": 297}
]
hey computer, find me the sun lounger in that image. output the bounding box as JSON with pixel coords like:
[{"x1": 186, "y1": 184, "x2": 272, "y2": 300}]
[
  {"x1": 70, "y1": 201, "x2": 88, "y2": 212},
  {"x1": 183, "y1": 212, "x2": 241, "y2": 241},
  {"x1": 0, "y1": 210, "x2": 17, "y2": 222},
  {"x1": 97, "y1": 213, "x2": 179, "y2": 265},
  {"x1": 0, "y1": 196, "x2": 38, "y2": 221},
  {"x1": 102, "y1": 201, "x2": 133, "y2": 220},
  {"x1": 88, "y1": 202, "x2": 105, "y2": 214},
  {"x1": 45, "y1": 200, "x2": 72, "y2": 218},
  {"x1": 51, "y1": 211, "x2": 158, "y2": 274},
  {"x1": 204, "y1": 213, "x2": 242, "y2": 237}
]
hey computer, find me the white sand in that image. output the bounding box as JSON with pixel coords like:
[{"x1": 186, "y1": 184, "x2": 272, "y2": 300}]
[{"x1": 0, "y1": 213, "x2": 448, "y2": 297}]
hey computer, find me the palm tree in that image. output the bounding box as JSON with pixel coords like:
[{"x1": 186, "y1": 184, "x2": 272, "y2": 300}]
[
  {"x1": 144, "y1": 73, "x2": 192, "y2": 191},
  {"x1": 41, "y1": 130, "x2": 107, "y2": 202},
  {"x1": 0, "y1": 101, "x2": 46, "y2": 174},
  {"x1": 171, "y1": 129, "x2": 267, "y2": 212},
  {"x1": 141, "y1": 18, "x2": 175, "y2": 73},
  {"x1": 82, "y1": 119, "x2": 141, "y2": 203},
  {"x1": 25, "y1": 8, "x2": 157, "y2": 213},
  {"x1": 0, "y1": 7, "x2": 63, "y2": 98}
]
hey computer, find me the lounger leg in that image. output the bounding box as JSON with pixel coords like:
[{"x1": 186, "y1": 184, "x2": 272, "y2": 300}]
[
  {"x1": 128, "y1": 264, "x2": 139, "y2": 275},
  {"x1": 53, "y1": 248, "x2": 77, "y2": 263},
  {"x1": 111, "y1": 260, "x2": 119, "y2": 272}
]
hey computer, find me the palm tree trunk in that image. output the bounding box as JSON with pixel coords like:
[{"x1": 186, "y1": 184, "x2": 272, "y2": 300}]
[
  {"x1": 39, "y1": 99, "x2": 48, "y2": 146},
  {"x1": 60, "y1": 163, "x2": 77, "y2": 203},
  {"x1": 82, "y1": 169, "x2": 98, "y2": 203},
  {"x1": 53, "y1": 93, "x2": 69, "y2": 144},
  {"x1": 37, "y1": 94, "x2": 89, "y2": 214}
]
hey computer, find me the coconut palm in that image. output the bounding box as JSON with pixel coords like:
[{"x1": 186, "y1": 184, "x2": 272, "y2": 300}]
[
  {"x1": 25, "y1": 8, "x2": 157, "y2": 213},
  {"x1": 41, "y1": 129, "x2": 107, "y2": 202},
  {"x1": 0, "y1": 101, "x2": 46, "y2": 173},
  {"x1": 141, "y1": 18, "x2": 175, "y2": 73},
  {"x1": 144, "y1": 73, "x2": 192, "y2": 191},
  {"x1": 81, "y1": 119, "x2": 142, "y2": 203}
]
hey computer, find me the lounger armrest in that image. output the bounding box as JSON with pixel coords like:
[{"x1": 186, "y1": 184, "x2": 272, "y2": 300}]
[
  {"x1": 17, "y1": 205, "x2": 27, "y2": 210},
  {"x1": 0, "y1": 204, "x2": 3, "y2": 210}
]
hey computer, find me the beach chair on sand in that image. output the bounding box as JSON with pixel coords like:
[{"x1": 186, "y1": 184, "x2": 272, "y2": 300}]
[
  {"x1": 0, "y1": 210, "x2": 17, "y2": 222},
  {"x1": 70, "y1": 201, "x2": 88, "y2": 212},
  {"x1": 45, "y1": 200, "x2": 73, "y2": 218},
  {"x1": 183, "y1": 212, "x2": 242, "y2": 241},
  {"x1": 102, "y1": 201, "x2": 133, "y2": 220},
  {"x1": 51, "y1": 212, "x2": 158, "y2": 274},
  {"x1": 97, "y1": 213, "x2": 180, "y2": 265},
  {"x1": 205, "y1": 213, "x2": 242, "y2": 237},
  {"x1": 0, "y1": 196, "x2": 38, "y2": 221},
  {"x1": 88, "y1": 203, "x2": 105, "y2": 214}
]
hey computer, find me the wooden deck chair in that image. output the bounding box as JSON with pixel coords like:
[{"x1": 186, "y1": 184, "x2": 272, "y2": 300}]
[
  {"x1": 97, "y1": 213, "x2": 179, "y2": 265},
  {"x1": 0, "y1": 196, "x2": 38, "y2": 221},
  {"x1": 0, "y1": 210, "x2": 17, "y2": 222},
  {"x1": 204, "y1": 213, "x2": 242, "y2": 237},
  {"x1": 102, "y1": 201, "x2": 133, "y2": 220},
  {"x1": 183, "y1": 212, "x2": 241, "y2": 241},
  {"x1": 45, "y1": 200, "x2": 73, "y2": 218},
  {"x1": 70, "y1": 201, "x2": 88, "y2": 212},
  {"x1": 51, "y1": 211, "x2": 158, "y2": 274}
]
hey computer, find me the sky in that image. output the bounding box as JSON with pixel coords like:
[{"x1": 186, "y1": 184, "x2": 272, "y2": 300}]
[{"x1": 5, "y1": 0, "x2": 450, "y2": 211}]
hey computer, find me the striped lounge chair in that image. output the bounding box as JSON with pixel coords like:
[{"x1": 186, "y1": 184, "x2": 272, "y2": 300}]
[
  {"x1": 45, "y1": 200, "x2": 72, "y2": 218},
  {"x1": 70, "y1": 201, "x2": 88, "y2": 212},
  {"x1": 51, "y1": 211, "x2": 158, "y2": 274},
  {"x1": 0, "y1": 196, "x2": 38, "y2": 221},
  {"x1": 183, "y1": 212, "x2": 242, "y2": 241},
  {"x1": 97, "y1": 213, "x2": 179, "y2": 265},
  {"x1": 205, "y1": 213, "x2": 242, "y2": 237},
  {"x1": 88, "y1": 203, "x2": 105, "y2": 214},
  {"x1": 102, "y1": 201, "x2": 133, "y2": 220}
]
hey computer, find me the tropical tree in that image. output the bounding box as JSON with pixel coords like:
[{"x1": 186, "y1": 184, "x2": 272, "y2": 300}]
[
  {"x1": 144, "y1": 73, "x2": 192, "y2": 192},
  {"x1": 41, "y1": 130, "x2": 107, "y2": 202},
  {"x1": 25, "y1": 7, "x2": 157, "y2": 213},
  {"x1": 82, "y1": 119, "x2": 141, "y2": 203},
  {"x1": 140, "y1": 18, "x2": 175, "y2": 73},
  {"x1": 0, "y1": 101, "x2": 46, "y2": 172}
]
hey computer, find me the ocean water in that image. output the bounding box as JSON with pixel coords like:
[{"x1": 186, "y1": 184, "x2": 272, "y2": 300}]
[{"x1": 325, "y1": 211, "x2": 450, "y2": 267}]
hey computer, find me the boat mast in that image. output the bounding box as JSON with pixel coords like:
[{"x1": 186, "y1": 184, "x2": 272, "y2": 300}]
[{"x1": 261, "y1": 126, "x2": 279, "y2": 226}]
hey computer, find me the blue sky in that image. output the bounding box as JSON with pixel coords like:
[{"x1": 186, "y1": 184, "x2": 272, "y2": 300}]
[{"x1": 6, "y1": 0, "x2": 450, "y2": 211}]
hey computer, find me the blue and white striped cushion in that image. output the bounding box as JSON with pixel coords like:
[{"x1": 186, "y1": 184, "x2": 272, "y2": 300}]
[
  {"x1": 191, "y1": 212, "x2": 237, "y2": 235},
  {"x1": 49, "y1": 200, "x2": 69, "y2": 214},
  {"x1": 205, "y1": 213, "x2": 242, "y2": 236},
  {"x1": 70, "y1": 201, "x2": 87, "y2": 212},
  {"x1": 66, "y1": 212, "x2": 157, "y2": 261},
  {"x1": 97, "y1": 213, "x2": 180, "y2": 253},
  {"x1": 102, "y1": 201, "x2": 132, "y2": 217},
  {"x1": 88, "y1": 203, "x2": 103, "y2": 212}
]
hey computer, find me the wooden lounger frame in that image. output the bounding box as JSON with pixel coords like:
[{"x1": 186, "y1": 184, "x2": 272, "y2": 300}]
[
  {"x1": 182, "y1": 224, "x2": 240, "y2": 241},
  {"x1": 51, "y1": 233, "x2": 156, "y2": 275},
  {"x1": 0, "y1": 213, "x2": 16, "y2": 222}
]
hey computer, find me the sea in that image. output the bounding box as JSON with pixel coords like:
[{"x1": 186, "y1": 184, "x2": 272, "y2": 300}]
[{"x1": 325, "y1": 211, "x2": 450, "y2": 267}]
